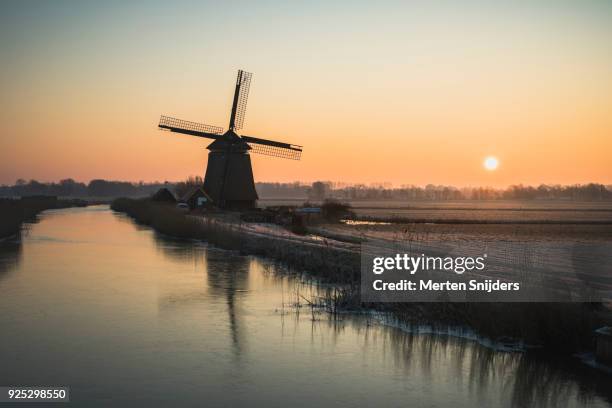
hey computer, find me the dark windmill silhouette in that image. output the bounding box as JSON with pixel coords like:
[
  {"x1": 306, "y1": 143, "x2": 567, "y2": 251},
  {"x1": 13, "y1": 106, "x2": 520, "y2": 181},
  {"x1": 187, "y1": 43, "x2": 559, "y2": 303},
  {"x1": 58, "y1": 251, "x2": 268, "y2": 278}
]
[{"x1": 159, "y1": 70, "x2": 303, "y2": 209}]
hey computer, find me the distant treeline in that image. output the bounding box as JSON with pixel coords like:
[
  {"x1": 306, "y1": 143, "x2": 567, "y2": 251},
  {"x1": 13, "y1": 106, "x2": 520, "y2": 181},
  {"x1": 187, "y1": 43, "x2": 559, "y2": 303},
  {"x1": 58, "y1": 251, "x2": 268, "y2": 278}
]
[
  {"x1": 0, "y1": 179, "x2": 170, "y2": 199},
  {"x1": 313, "y1": 182, "x2": 612, "y2": 201},
  {"x1": 1, "y1": 178, "x2": 611, "y2": 201},
  {"x1": 273, "y1": 181, "x2": 612, "y2": 201}
]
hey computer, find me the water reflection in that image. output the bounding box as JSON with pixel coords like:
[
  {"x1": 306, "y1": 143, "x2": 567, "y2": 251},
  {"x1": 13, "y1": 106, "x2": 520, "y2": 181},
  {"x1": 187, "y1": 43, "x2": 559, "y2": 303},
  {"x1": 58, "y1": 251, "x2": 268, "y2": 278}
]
[
  {"x1": 205, "y1": 251, "x2": 250, "y2": 359},
  {"x1": 153, "y1": 233, "x2": 250, "y2": 360},
  {"x1": 152, "y1": 233, "x2": 205, "y2": 262},
  {"x1": 0, "y1": 239, "x2": 22, "y2": 280}
]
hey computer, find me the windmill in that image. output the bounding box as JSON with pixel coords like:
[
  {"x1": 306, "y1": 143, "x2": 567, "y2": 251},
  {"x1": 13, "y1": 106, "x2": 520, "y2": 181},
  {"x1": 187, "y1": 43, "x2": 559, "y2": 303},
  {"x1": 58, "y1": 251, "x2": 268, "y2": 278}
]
[{"x1": 159, "y1": 70, "x2": 302, "y2": 209}]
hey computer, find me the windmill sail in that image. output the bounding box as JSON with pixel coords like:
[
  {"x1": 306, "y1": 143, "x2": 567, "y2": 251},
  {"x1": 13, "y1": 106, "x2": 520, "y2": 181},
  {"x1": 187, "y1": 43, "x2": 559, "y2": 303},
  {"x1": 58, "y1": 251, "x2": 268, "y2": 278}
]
[
  {"x1": 159, "y1": 115, "x2": 224, "y2": 139},
  {"x1": 242, "y1": 135, "x2": 302, "y2": 160},
  {"x1": 228, "y1": 70, "x2": 252, "y2": 131}
]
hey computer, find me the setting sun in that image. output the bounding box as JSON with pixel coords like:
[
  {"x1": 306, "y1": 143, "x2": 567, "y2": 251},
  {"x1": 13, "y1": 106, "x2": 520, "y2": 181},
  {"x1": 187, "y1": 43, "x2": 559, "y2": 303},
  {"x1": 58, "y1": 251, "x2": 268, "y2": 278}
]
[{"x1": 484, "y1": 156, "x2": 499, "y2": 171}]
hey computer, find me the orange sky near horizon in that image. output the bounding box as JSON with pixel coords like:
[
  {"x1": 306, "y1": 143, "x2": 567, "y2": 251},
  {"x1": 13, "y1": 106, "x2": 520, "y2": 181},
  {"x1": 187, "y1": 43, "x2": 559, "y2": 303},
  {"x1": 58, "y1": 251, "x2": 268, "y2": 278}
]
[{"x1": 1, "y1": 1, "x2": 611, "y2": 188}]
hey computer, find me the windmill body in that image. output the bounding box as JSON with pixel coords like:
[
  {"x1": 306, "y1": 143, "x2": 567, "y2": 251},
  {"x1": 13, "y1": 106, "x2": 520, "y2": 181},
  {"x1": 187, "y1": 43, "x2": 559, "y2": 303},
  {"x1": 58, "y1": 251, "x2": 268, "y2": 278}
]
[
  {"x1": 159, "y1": 70, "x2": 302, "y2": 210},
  {"x1": 203, "y1": 130, "x2": 257, "y2": 209}
]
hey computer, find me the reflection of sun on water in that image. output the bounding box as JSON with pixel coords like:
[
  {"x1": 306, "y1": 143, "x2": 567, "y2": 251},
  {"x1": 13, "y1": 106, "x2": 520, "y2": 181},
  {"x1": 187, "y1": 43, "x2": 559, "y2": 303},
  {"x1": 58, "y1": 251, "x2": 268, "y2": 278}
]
[{"x1": 484, "y1": 156, "x2": 499, "y2": 171}]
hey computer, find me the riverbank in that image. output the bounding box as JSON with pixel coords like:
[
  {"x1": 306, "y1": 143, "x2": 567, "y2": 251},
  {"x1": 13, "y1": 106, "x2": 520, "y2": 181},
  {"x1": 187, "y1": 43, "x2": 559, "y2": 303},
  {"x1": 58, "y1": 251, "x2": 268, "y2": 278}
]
[
  {"x1": 0, "y1": 197, "x2": 87, "y2": 239},
  {"x1": 111, "y1": 197, "x2": 612, "y2": 355},
  {"x1": 111, "y1": 198, "x2": 359, "y2": 287}
]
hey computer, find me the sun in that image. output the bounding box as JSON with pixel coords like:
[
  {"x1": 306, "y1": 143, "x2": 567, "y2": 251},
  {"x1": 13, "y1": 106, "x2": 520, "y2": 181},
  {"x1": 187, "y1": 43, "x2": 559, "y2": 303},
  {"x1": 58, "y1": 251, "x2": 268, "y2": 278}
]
[{"x1": 483, "y1": 156, "x2": 499, "y2": 171}]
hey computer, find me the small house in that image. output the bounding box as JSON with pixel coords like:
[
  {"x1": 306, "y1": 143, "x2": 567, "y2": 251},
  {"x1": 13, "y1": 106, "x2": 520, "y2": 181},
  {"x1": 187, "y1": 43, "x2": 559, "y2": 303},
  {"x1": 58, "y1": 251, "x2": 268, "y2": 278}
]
[
  {"x1": 181, "y1": 186, "x2": 213, "y2": 210},
  {"x1": 151, "y1": 188, "x2": 176, "y2": 203}
]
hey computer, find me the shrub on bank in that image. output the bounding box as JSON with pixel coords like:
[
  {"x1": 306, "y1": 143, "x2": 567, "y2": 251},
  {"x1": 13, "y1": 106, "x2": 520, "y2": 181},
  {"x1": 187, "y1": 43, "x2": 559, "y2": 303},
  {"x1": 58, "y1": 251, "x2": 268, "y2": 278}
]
[{"x1": 321, "y1": 199, "x2": 354, "y2": 221}]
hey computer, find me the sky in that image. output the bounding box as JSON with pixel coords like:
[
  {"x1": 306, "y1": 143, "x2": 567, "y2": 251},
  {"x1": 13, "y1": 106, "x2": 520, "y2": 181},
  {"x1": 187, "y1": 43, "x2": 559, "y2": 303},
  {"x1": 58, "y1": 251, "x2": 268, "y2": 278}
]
[{"x1": 1, "y1": 0, "x2": 611, "y2": 187}]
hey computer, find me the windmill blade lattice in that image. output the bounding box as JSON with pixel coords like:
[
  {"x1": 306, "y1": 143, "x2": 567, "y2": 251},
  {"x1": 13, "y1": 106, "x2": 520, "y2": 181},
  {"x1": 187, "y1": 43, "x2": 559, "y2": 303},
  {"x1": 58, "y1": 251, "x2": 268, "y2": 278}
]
[
  {"x1": 247, "y1": 143, "x2": 302, "y2": 160},
  {"x1": 234, "y1": 71, "x2": 252, "y2": 131},
  {"x1": 159, "y1": 115, "x2": 224, "y2": 136},
  {"x1": 242, "y1": 135, "x2": 302, "y2": 160}
]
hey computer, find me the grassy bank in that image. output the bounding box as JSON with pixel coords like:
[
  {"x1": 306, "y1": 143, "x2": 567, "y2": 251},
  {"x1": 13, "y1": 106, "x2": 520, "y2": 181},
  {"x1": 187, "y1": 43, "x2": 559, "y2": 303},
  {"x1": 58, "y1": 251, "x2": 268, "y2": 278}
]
[
  {"x1": 111, "y1": 197, "x2": 610, "y2": 354},
  {"x1": 111, "y1": 198, "x2": 360, "y2": 285},
  {"x1": 0, "y1": 197, "x2": 87, "y2": 239}
]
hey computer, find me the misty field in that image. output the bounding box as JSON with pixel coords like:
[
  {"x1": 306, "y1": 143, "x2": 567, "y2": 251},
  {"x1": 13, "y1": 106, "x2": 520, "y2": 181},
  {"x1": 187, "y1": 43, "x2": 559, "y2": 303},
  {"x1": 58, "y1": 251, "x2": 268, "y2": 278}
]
[
  {"x1": 260, "y1": 199, "x2": 612, "y2": 224},
  {"x1": 321, "y1": 222, "x2": 612, "y2": 243}
]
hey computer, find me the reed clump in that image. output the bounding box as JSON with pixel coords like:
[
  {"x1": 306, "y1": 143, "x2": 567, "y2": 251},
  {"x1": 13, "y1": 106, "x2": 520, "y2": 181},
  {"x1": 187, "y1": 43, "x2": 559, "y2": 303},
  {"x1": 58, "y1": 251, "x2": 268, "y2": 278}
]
[
  {"x1": 111, "y1": 197, "x2": 204, "y2": 238},
  {"x1": 387, "y1": 301, "x2": 608, "y2": 352}
]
